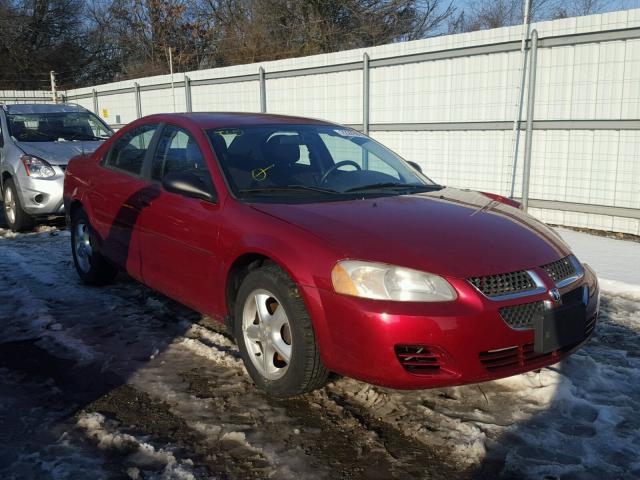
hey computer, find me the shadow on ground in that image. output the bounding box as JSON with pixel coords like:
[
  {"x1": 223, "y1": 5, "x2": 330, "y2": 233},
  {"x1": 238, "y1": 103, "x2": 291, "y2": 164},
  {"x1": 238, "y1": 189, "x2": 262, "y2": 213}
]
[{"x1": 472, "y1": 296, "x2": 640, "y2": 479}]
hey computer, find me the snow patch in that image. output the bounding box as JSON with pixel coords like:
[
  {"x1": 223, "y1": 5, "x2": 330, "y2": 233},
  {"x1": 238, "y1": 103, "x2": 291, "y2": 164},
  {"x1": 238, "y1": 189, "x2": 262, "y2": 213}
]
[
  {"x1": 178, "y1": 338, "x2": 243, "y2": 369},
  {"x1": 600, "y1": 278, "x2": 640, "y2": 302},
  {"x1": 77, "y1": 412, "x2": 198, "y2": 480},
  {"x1": 558, "y1": 227, "x2": 640, "y2": 286}
]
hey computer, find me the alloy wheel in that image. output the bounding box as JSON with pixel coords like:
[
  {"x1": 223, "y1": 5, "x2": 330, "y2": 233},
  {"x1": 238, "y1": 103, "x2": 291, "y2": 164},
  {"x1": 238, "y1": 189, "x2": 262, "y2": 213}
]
[
  {"x1": 74, "y1": 221, "x2": 93, "y2": 273},
  {"x1": 242, "y1": 289, "x2": 292, "y2": 380},
  {"x1": 3, "y1": 187, "x2": 16, "y2": 225}
]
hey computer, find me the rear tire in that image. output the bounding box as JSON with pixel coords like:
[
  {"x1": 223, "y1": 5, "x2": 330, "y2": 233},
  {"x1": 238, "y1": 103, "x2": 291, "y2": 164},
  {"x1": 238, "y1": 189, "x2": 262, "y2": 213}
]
[
  {"x1": 71, "y1": 208, "x2": 118, "y2": 285},
  {"x1": 234, "y1": 263, "x2": 329, "y2": 397},
  {"x1": 2, "y1": 178, "x2": 35, "y2": 232}
]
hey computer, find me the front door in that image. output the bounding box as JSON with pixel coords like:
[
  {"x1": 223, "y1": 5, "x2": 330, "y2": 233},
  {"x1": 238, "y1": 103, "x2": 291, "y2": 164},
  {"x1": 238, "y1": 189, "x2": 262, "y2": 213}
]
[{"x1": 138, "y1": 124, "x2": 221, "y2": 314}]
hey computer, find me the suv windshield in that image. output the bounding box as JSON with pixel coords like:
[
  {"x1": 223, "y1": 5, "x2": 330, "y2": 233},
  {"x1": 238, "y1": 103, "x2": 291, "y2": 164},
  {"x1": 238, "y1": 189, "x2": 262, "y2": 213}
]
[
  {"x1": 206, "y1": 124, "x2": 440, "y2": 202},
  {"x1": 7, "y1": 111, "x2": 113, "y2": 143}
]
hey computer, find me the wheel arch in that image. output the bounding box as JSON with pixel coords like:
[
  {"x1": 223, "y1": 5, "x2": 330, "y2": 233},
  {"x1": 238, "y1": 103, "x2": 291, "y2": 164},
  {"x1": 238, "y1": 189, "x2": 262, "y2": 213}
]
[
  {"x1": 224, "y1": 251, "x2": 308, "y2": 331},
  {"x1": 1, "y1": 170, "x2": 12, "y2": 191},
  {"x1": 225, "y1": 253, "x2": 272, "y2": 323},
  {"x1": 68, "y1": 198, "x2": 84, "y2": 219}
]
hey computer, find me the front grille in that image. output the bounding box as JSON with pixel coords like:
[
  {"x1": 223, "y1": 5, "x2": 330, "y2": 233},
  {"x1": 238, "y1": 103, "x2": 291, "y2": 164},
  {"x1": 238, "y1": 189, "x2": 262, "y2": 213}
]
[
  {"x1": 499, "y1": 300, "x2": 545, "y2": 330},
  {"x1": 542, "y1": 256, "x2": 576, "y2": 283},
  {"x1": 479, "y1": 317, "x2": 595, "y2": 373},
  {"x1": 395, "y1": 345, "x2": 442, "y2": 375},
  {"x1": 469, "y1": 270, "x2": 536, "y2": 298},
  {"x1": 478, "y1": 346, "x2": 520, "y2": 371},
  {"x1": 498, "y1": 287, "x2": 585, "y2": 330},
  {"x1": 479, "y1": 342, "x2": 559, "y2": 373}
]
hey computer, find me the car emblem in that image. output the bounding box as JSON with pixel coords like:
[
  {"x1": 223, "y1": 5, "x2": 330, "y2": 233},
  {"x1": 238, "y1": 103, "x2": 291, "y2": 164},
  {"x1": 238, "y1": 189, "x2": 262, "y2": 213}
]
[{"x1": 549, "y1": 288, "x2": 561, "y2": 303}]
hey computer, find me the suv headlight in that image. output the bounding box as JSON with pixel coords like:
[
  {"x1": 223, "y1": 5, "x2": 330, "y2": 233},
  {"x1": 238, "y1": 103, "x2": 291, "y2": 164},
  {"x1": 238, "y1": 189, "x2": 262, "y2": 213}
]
[
  {"x1": 21, "y1": 155, "x2": 56, "y2": 178},
  {"x1": 331, "y1": 260, "x2": 457, "y2": 302}
]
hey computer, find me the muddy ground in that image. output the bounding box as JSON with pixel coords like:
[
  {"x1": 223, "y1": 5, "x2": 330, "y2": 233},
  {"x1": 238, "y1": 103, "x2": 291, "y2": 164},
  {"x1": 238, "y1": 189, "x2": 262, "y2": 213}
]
[{"x1": 1, "y1": 227, "x2": 638, "y2": 479}]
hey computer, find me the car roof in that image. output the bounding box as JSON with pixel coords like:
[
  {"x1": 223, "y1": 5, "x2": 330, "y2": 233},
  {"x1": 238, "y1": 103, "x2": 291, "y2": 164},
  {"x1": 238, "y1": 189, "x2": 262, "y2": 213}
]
[
  {"x1": 140, "y1": 112, "x2": 338, "y2": 130},
  {"x1": 3, "y1": 103, "x2": 89, "y2": 115}
]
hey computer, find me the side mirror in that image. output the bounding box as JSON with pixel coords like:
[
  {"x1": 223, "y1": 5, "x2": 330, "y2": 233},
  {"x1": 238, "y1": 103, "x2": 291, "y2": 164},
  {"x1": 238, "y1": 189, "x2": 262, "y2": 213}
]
[
  {"x1": 162, "y1": 171, "x2": 216, "y2": 202},
  {"x1": 406, "y1": 161, "x2": 422, "y2": 173}
]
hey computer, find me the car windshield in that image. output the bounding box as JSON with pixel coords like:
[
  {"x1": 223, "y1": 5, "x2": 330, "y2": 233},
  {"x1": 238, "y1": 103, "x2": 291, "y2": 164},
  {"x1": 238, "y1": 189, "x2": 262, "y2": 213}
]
[
  {"x1": 206, "y1": 124, "x2": 441, "y2": 202},
  {"x1": 7, "y1": 111, "x2": 113, "y2": 143}
]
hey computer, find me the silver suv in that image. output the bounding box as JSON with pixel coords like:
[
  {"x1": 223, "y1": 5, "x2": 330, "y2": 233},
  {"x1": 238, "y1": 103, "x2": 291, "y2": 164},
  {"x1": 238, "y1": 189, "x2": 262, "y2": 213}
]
[{"x1": 0, "y1": 104, "x2": 113, "y2": 231}]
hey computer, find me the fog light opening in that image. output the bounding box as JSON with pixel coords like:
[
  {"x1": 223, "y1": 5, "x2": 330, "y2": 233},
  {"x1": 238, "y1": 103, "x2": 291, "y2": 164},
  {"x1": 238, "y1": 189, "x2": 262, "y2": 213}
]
[{"x1": 34, "y1": 194, "x2": 44, "y2": 204}]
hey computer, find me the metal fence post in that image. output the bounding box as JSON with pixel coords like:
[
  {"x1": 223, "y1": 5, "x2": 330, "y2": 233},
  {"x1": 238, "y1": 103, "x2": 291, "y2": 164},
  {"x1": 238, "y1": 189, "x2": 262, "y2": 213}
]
[
  {"x1": 259, "y1": 67, "x2": 266, "y2": 113},
  {"x1": 184, "y1": 75, "x2": 192, "y2": 112},
  {"x1": 134, "y1": 82, "x2": 142, "y2": 119},
  {"x1": 509, "y1": 0, "x2": 532, "y2": 198},
  {"x1": 363, "y1": 53, "x2": 370, "y2": 135},
  {"x1": 521, "y1": 29, "x2": 538, "y2": 212},
  {"x1": 92, "y1": 89, "x2": 99, "y2": 114},
  {"x1": 362, "y1": 53, "x2": 371, "y2": 169}
]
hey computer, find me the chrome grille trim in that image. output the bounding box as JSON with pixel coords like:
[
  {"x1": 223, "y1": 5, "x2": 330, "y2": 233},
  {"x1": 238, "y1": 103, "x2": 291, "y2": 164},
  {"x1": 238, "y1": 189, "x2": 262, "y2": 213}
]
[
  {"x1": 468, "y1": 270, "x2": 547, "y2": 302},
  {"x1": 469, "y1": 256, "x2": 586, "y2": 301},
  {"x1": 546, "y1": 255, "x2": 584, "y2": 288}
]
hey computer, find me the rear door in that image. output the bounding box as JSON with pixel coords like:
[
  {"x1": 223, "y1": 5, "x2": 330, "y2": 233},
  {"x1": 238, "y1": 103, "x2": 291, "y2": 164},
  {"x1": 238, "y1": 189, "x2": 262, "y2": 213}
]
[
  {"x1": 138, "y1": 124, "x2": 222, "y2": 314},
  {"x1": 88, "y1": 123, "x2": 160, "y2": 279}
]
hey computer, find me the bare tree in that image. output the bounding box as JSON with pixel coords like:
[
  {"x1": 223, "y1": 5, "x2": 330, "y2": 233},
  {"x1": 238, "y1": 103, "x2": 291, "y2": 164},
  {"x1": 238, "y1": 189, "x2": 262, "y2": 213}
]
[
  {"x1": 194, "y1": 0, "x2": 456, "y2": 66},
  {"x1": 0, "y1": 0, "x2": 622, "y2": 89},
  {"x1": 0, "y1": 0, "x2": 94, "y2": 89},
  {"x1": 448, "y1": 0, "x2": 616, "y2": 33}
]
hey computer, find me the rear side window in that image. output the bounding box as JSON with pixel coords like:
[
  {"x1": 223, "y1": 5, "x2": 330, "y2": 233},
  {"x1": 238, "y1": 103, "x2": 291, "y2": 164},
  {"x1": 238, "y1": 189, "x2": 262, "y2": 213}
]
[{"x1": 106, "y1": 124, "x2": 158, "y2": 175}]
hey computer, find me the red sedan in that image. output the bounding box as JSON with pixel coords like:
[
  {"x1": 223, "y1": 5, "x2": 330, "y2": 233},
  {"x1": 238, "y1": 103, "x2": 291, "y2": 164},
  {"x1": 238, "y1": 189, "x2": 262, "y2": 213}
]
[{"x1": 64, "y1": 113, "x2": 599, "y2": 397}]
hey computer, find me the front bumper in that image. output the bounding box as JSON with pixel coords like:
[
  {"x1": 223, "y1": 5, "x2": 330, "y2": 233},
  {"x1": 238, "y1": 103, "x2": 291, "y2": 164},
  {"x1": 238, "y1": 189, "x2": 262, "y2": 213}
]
[
  {"x1": 14, "y1": 167, "x2": 65, "y2": 216},
  {"x1": 303, "y1": 264, "x2": 599, "y2": 389}
]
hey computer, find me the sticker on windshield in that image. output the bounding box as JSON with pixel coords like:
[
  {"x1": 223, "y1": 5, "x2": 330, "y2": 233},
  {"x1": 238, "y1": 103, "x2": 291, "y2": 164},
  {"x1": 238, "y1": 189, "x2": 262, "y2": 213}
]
[
  {"x1": 333, "y1": 128, "x2": 367, "y2": 138},
  {"x1": 217, "y1": 128, "x2": 243, "y2": 137}
]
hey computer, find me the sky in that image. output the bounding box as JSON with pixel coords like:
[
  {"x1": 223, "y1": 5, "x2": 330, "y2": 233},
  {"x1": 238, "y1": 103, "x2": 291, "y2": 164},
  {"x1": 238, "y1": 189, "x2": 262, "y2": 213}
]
[{"x1": 453, "y1": 0, "x2": 640, "y2": 14}]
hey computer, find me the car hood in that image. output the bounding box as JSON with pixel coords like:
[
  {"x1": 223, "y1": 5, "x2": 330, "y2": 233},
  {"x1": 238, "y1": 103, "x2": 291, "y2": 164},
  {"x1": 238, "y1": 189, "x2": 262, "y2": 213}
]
[
  {"x1": 250, "y1": 187, "x2": 572, "y2": 278},
  {"x1": 16, "y1": 141, "x2": 103, "y2": 165}
]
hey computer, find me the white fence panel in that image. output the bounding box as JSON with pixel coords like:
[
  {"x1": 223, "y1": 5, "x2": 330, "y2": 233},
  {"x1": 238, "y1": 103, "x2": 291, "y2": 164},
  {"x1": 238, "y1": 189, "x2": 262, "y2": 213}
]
[{"x1": 191, "y1": 81, "x2": 261, "y2": 113}]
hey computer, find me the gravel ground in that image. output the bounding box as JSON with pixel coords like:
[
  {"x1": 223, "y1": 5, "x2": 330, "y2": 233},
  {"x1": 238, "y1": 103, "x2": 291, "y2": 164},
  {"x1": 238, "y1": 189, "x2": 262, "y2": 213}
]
[{"x1": 0, "y1": 227, "x2": 638, "y2": 480}]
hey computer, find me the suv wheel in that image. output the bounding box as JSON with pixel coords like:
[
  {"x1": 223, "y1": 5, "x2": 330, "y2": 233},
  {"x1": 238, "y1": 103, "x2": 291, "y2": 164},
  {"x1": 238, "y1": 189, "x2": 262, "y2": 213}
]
[
  {"x1": 71, "y1": 208, "x2": 118, "y2": 285},
  {"x1": 2, "y1": 178, "x2": 35, "y2": 232},
  {"x1": 235, "y1": 263, "x2": 329, "y2": 397}
]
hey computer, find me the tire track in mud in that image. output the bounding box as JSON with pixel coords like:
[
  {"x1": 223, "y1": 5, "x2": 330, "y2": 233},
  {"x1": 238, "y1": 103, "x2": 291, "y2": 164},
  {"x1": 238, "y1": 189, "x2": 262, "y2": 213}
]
[{"x1": 119, "y1": 322, "x2": 468, "y2": 479}]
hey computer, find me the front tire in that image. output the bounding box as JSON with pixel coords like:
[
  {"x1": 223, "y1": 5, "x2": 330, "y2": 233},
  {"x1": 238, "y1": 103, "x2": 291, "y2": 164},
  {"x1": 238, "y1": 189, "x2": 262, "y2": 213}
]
[
  {"x1": 2, "y1": 178, "x2": 35, "y2": 232},
  {"x1": 234, "y1": 263, "x2": 329, "y2": 397},
  {"x1": 71, "y1": 208, "x2": 118, "y2": 285}
]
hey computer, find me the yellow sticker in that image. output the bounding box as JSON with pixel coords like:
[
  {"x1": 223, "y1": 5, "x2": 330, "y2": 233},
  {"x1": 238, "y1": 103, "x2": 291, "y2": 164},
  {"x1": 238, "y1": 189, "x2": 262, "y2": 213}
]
[
  {"x1": 101, "y1": 109, "x2": 108, "y2": 119},
  {"x1": 251, "y1": 164, "x2": 275, "y2": 181}
]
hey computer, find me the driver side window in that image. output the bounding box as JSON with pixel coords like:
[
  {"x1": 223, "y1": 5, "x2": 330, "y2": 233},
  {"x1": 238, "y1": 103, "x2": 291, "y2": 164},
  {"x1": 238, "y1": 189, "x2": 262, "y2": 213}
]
[{"x1": 151, "y1": 125, "x2": 215, "y2": 193}]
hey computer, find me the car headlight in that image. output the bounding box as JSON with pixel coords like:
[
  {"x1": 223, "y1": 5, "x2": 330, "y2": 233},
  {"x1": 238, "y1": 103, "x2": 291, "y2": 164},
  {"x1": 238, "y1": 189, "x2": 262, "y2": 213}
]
[
  {"x1": 331, "y1": 260, "x2": 457, "y2": 302},
  {"x1": 21, "y1": 155, "x2": 56, "y2": 178}
]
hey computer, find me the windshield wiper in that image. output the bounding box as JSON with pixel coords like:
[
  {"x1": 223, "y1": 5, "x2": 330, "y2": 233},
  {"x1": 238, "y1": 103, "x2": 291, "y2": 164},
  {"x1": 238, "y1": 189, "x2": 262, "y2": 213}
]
[
  {"x1": 14, "y1": 130, "x2": 58, "y2": 141},
  {"x1": 239, "y1": 185, "x2": 341, "y2": 195},
  {"x1": 66, "y1": 133, "x2": 110, "y2": 141},
  {"x1": 344, "y1": 183, "x2": 442, "y2": 193}
]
